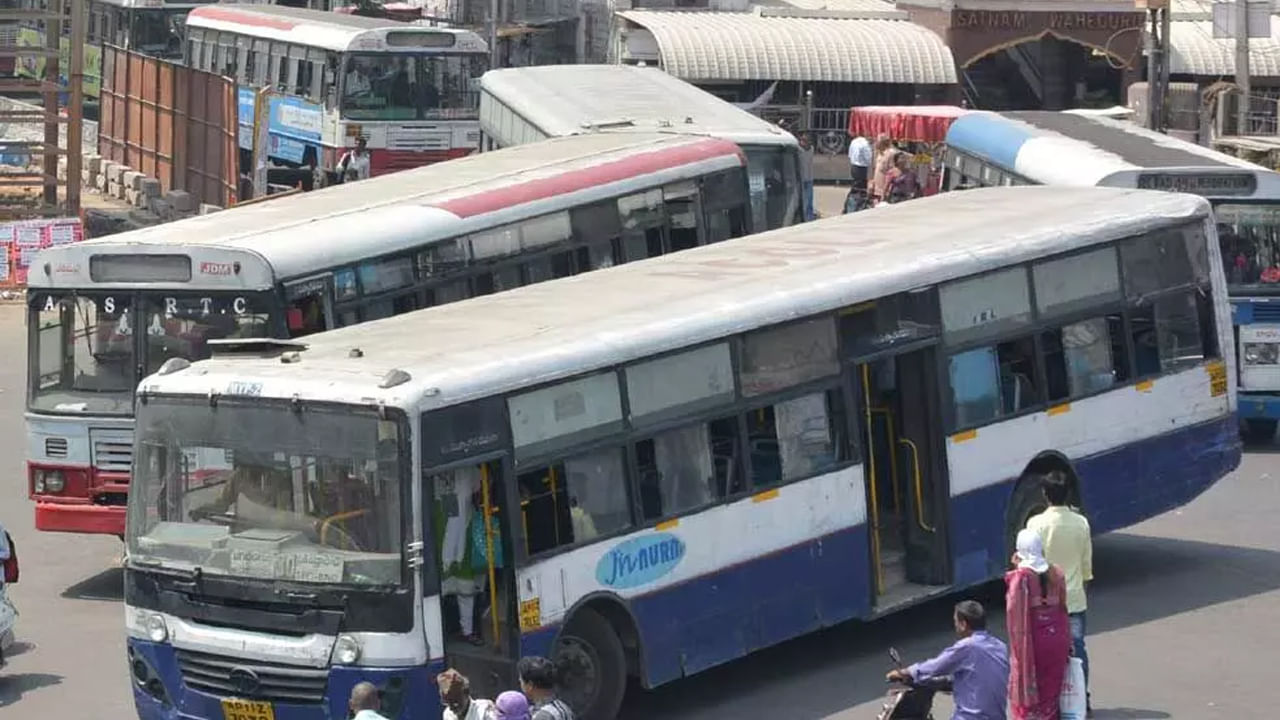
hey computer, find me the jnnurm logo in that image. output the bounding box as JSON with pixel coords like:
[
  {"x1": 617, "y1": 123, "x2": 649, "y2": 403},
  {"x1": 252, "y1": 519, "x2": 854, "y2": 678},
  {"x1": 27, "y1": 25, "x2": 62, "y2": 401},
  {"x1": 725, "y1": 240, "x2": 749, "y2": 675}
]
[{"x1": 595, "y1": 533, "x2": 686, "y2": 589}]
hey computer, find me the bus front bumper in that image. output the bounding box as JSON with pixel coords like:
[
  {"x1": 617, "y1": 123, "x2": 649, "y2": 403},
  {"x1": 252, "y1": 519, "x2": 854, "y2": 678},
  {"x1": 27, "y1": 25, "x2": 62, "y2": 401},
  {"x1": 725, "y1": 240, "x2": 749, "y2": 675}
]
[
  {"x1": 128, "y1": 638, "x2": 446, "y2": 720},
  {"x1": 35, "y1": 499, "x2": 125, "y2": 535},
  {"x1": 1238, "y1": 393, "x2": 1280, "y2": 420}
]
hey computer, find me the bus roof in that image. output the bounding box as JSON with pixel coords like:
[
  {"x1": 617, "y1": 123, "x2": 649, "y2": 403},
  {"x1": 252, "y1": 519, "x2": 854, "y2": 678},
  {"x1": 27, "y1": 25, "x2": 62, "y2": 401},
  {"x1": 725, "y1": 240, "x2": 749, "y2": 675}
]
[
  {"x1": 945, "y1": 110, "x2": 1266, "y2": 186},
  {"x1": 479, "y1": 65, "x2": 797, "y2": 147},
  {"x1": 186, "y1": 4, "x2": 487, "y2": 54},
  {"x1": 32, "y1": 133, "x2": 743, "y2": 287},
  {"x1": 143, "y1": 187, "x2": 1210, "y2": 410},
  {"x1": 95, "y1": 0, "x2": 209, "y2": 8}
]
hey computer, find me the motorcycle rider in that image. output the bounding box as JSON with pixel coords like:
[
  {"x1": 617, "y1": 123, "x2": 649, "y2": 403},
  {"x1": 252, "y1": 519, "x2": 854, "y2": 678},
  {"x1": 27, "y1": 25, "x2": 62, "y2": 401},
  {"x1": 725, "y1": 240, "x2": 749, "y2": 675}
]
[{"x1": 886, "y1": 600, "x2": 1009, "y2": 720}]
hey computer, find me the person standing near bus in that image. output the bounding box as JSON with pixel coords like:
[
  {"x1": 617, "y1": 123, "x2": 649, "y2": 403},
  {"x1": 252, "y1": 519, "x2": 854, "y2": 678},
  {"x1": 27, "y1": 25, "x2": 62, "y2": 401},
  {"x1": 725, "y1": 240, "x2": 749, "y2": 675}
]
[
  {"x1": 870, "y1": 134, "x2": 895, "y2": 204},
  {"x1": 798, "y1": 133, "x2": 816, "y2": 221},
  {"x1": 848, "y1": 133, "x2": 871, "y2": 189},
  {"x1": 518, "y1": 657, "x2": 575, "y2": 720},
  {"x1": 1026, "y1": 471, "x2": 1094, "y2": 717},
  {"x1": 339, "y1": 137, "x2": 371, "y2": 183}
]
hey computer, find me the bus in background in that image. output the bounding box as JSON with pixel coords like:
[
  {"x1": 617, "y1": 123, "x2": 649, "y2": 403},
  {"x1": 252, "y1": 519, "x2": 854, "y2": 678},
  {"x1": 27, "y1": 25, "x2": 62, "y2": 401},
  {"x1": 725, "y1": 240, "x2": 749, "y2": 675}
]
[
  {"x1": 27, "y1": 132, "x2": 751, "y2": 537},
  {"x1": 124, "y1": 186, "x2": 1238, "y2": 720},
  {"x1": 184, "y1": 4, "x2": 488, "y2": 186},
  {"x1": 478, "y1": 64, "x2": 803, "y2": 232},
  {"x1": 943, "y1": 110, "x2": 1280, "y2": 442}
]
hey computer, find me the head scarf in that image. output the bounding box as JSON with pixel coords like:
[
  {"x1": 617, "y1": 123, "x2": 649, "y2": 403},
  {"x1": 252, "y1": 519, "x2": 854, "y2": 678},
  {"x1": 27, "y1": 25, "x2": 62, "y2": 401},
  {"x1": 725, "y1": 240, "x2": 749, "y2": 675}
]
[
  {"x1": 495, "y1": 691, "x2": 531, "y2": 720},
  {"x1": 1015, "y1": 527, "x2": 1050, "y2": 573}
]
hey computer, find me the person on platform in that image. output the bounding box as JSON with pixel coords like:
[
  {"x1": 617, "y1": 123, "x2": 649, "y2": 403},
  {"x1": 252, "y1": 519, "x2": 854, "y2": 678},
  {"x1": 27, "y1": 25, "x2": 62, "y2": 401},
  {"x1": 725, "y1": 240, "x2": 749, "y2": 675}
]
[{"x1": 1006, "y1": 528, "x2": 1071, "y2": 720}]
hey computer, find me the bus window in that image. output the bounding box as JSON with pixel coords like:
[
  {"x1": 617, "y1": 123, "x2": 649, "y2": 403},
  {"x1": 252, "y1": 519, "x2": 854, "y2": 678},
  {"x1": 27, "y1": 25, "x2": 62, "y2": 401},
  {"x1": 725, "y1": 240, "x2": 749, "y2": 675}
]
[
  {"x1": 702, "y1": 168, "x2": 750, "y2": 241},
  {"x1": 664, "y1": 181, "x2": 702, "y2": 252},
  {"x1": 296, "y1": 60, "x2": 316, "y2": 100},
  {"x1": 618, "y1": 189, "x2": 666, "y2": 262},
  {"x1": 635, "y1": 415, "x2": 742, "y2": 521},
  {"x1": 745, "y1": 390, "x2": 847, "y2": 489},
  {"x1": 343, "y1": 55, "x2": 418, "y2": 121},
  {"x1": 518, "y1": 447, "x2": 629, "y2": 555}
]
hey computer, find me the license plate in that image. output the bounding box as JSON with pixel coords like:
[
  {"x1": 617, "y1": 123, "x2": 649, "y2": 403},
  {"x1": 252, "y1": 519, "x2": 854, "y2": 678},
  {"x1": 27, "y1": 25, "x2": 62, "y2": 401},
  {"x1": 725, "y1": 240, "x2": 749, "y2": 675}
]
[{"x1": 222, "y1": 698, "x2": 274, "y2": 720}]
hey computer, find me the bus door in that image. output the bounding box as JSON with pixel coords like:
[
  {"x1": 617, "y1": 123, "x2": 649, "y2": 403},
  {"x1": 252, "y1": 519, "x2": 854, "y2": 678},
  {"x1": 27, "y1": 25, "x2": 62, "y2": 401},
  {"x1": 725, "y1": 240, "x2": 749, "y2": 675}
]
[
  {"x1": 840, "y1": 293, "x2": 951, "y2": 610},
  {"x1": 283, "y1": 275, "x2": 334, "y2": 338}
]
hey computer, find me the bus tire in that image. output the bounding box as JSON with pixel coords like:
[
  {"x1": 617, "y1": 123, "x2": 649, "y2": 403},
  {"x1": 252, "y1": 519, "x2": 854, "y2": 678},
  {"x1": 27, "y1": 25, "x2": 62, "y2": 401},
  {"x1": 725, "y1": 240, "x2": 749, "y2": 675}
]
[
  {"x1": 555, "y1": 608, "x2": 626, "y2": 720},
  {"x1": 1244, "y1": 418, "x2": 1277, "y2": 444}
]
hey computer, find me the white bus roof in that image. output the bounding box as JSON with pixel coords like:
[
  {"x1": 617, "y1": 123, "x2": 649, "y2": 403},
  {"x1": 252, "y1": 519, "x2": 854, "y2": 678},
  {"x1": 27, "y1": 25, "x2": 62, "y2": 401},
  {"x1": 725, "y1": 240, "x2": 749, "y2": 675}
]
[
  {"x1": 31, "y1": 132, "x2": 744, "y2": 289},
  {"x1": 479, "y1": 65, "x2": 797, "y2": 148},
  {"x1": 186, "y1": 4, "x2": 487, "y2": 54},
  {"x1": 143, "y1": 187, "x2": 1211, "y2": 411},
  {"x1": 95, "y1": 0, "x2": 209, "y2": 9}
]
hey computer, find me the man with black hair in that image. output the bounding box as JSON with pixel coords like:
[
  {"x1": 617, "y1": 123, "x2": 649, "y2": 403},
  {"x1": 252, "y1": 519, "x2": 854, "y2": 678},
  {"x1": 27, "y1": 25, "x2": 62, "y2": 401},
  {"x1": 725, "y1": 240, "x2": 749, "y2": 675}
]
[
  {"x1": 518, "y1": 656, "x2": 574, "y2": 720},
  {"x1": 1027, "y1": 470, "x2": 1094, "y2": 716},
  {"x1": 887, "y1": 600, "x2": 1009, "y2": 720}
]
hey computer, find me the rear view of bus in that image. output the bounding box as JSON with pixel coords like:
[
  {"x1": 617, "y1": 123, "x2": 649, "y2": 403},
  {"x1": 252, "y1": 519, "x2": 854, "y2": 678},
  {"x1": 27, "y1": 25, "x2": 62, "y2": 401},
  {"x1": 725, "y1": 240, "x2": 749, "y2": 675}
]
[
  {"x1": 943, "y1": 110, "x2": 1280, "y2": 442},
  {"x1": 478, "y1": 64, "x2": 803, "y2": 231}
]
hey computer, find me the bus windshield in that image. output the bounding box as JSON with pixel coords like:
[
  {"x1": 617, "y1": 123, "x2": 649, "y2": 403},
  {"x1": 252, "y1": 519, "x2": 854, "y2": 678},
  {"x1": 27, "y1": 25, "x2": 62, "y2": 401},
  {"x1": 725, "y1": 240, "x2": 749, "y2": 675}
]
[
  {"x1": 129, "y1": 9, "x2": 190, "y2": 58},
  {"x1": 29, "y1": 291, "x2": 275, "y2": 415},
  {"x1": 341, "y1": 52, "x2": 485, "y2": 121},
  {"x1": 1215, "y1": 203, "x2": 1280, "y2": 293},
  {"x1": 128, "y1": 400, "x2": 404, "y2": 588}
]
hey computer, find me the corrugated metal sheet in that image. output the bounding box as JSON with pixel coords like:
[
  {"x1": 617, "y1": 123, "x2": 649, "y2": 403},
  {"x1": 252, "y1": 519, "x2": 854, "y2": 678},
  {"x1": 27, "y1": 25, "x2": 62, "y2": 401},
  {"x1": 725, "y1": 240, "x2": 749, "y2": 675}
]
[
  {"x1": 1169, "y1": 19, "x2": 1280, "y2": 77},
  {"x1": 617, "y1": 10, "x2": 957, "y2": 84}
]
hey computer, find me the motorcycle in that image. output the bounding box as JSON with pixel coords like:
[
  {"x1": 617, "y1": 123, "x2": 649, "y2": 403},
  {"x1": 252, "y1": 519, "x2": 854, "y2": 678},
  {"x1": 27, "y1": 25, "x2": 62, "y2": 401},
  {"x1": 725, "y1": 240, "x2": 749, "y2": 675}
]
[{"x1": 876, "y1": 647, "x2": 953, "y2": 720}]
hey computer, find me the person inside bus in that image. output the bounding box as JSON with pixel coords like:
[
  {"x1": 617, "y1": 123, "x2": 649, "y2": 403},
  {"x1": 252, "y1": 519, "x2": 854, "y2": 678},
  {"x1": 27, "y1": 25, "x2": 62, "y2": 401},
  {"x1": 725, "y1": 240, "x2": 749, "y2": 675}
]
[
  {"x1": 338, "y1": 137, "x2": 371, "y2": 183},
  {"x1": 189, "y1": 453, "x2": 309, "y2": 533}
]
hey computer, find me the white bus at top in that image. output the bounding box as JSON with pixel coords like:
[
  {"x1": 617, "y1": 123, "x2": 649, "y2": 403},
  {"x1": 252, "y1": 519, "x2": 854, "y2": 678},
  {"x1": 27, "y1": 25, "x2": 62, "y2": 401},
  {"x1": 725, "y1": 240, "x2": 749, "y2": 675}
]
[
  {"x1": 478, "y1": 64, "x2": 804, "y2": 232},
  {"x1": 27, "y1": 132, "x2": 752, "y2": 539},
  {"x1": 184, "y1": 4, "x2": 488, "y2": 182},
  {"x1": 123, "y1": 186, "x2": 1239, "y2": 720}
]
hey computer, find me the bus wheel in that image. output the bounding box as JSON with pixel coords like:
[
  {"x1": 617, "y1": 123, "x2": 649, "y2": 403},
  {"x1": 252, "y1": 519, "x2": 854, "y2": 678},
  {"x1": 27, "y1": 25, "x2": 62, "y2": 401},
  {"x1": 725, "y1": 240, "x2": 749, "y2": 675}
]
[
  {"x1": 555, "y1": 608, "x2": 626, "y2": 720},
  {"x1": 1244, "y1": 419, "x2": 1277, "y2": 444}
]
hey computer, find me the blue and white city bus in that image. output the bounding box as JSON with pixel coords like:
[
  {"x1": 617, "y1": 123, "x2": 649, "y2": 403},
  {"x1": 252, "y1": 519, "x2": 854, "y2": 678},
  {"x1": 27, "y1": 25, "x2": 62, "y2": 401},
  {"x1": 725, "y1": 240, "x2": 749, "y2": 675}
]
[
  {"x1": 124, "y1": 186, "x2": 1240, "y2": 720},
  {"x1": 942, "y1": 110, "x2": 1280, "y2": 442}
]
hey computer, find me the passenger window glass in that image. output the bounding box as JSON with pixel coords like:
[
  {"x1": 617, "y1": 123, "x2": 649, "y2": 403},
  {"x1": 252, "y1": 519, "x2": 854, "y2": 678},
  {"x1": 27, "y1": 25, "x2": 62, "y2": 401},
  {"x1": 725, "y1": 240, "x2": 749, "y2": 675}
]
[
  {"x1": 551, "y1": 251, "x2": 573, "y2": 279},
  {"x1": 570, "y1": 202, "x2": 621, "y2": 244},
  {"x1": 575, "y1": 242, "x2": 617, "y2": 272},
  {"x1": 508, "y1": 373, "x2": 623, "y2": 460},
  {"x1": 521, "y1": 213, "x2": 572, "y2": 252},
  {"x1": 997, "y1": 336, "x2": 1039, "y2": 414},
  {"x1": 1032, "y1": 247, "x2": 1121, "y2": 319},
  {"x1": 636, "y1": 415, "x2": 742, "y2": 521},
  {"x1": 949, "y1": 347, "x2": 1001, "y2": 428},
  {"x1": 740, "y1": 318, "x2": 839, "y2": 397},
  {"x1": 1155, "y1": 292, "x2": 1206, "y2": 371},
  {"x1": 940, "y1": 267, "x2": 1032, "y2": 345},
  {"x1": 1063, "y1": 317, "x2": 1123, "y2": 396},
  {"x1": 418, "y1": 240, "x2": 470, "y2": 277},
  {"x1": 516, "y1": 447, "x2": 629, "y2": 554},
  {"x1": 746, "y1": 390, "x2": 847, "y2": 488},
  {"x1": 626, "y1": 343, "x2": 734, "y2": 426},
  {"x1": 524, "y1": 257, "x2": 553, "y2": 285},
  {"x1": 705, "y1": 205, "x2": 747, "y2": 244},
  {"x1": 1121, "y1": 229, "x2": 1196, "y2": 298},
  {"x1": 664, "y1": 182, "x2": 701, "y2": 252},
  {"x1": 335, "y1": 269, "x2": 358, "y2": 300},
  {"x1": 1130, "y1": 304, "x2": 1161, "y2": 377},
  {"x1": 358, "y1": 256, "x2": 414, "y2": 295},
  {"x1": 433, "y1": 281, "x2": 470, "y2": 305},
  {"x1": 469, "y1": 226, "x2": 520, "y2": 263},
  {"x1": 840, "y1": 289, "x2": 941, "y2": 359}
]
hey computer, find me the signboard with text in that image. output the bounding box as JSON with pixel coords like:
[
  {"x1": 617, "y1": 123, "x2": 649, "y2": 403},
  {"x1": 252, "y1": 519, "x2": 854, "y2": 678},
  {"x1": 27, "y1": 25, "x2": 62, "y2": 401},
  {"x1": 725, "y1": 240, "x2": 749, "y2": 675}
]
[{"x1": 0, "y1": 217, "x2": 85, "y2": 286}]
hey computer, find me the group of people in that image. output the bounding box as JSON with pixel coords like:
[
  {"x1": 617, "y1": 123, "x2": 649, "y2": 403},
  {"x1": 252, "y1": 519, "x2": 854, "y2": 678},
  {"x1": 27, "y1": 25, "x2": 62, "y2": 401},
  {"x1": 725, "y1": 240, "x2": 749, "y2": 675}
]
[
  {"x1": 347, "y1": 656, "x2": 573, "y2": 720},
  {"x1": 846, "y1": 133, "x2": 922, "y2": 212},
  {"x1": 889, "y1": 472, "x2": 1095, "y2": 720}
]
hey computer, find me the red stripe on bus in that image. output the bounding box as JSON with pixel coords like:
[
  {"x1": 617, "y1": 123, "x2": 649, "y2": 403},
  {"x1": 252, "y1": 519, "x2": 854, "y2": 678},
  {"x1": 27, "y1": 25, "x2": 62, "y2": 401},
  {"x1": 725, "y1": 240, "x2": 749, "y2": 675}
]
[
  {"x1": 188, "y1": 6, "x2": 299, "y2": 31},
  {"x1": 434, "y1": 138, "x2": 745, "y2": 218}
]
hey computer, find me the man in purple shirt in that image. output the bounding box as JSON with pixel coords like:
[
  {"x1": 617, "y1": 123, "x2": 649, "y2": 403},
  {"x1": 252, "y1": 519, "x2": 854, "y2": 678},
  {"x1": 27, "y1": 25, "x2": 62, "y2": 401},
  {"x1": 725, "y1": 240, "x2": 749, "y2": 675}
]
[{"x1": 887, "y1": 600, "x2": 1010, "y2": 720}]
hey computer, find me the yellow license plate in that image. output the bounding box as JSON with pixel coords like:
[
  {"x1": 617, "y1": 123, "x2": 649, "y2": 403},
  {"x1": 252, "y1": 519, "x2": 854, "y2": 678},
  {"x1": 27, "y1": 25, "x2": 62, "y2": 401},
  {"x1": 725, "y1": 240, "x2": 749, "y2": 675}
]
[{"x1": 222, "y1": 698, "x2": 274, "y2": 720}]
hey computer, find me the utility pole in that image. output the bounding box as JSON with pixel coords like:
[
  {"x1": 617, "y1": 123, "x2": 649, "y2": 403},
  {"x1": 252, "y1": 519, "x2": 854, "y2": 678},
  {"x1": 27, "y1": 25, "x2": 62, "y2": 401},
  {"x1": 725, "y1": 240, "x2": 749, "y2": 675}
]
[
  {"x1": 1146, "y1": 8, "x2": 1160, "y2": 130},
  {"x1": 1236, "y1": 0, "x2": 1251, "y2": 135}
]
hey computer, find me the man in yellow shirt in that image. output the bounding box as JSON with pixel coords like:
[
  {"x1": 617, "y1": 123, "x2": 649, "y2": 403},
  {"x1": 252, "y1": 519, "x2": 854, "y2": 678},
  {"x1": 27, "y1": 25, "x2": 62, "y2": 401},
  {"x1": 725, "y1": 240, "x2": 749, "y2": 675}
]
[{"x1": 1026, "y1": 471, "x2": 1093, "y2": 717}]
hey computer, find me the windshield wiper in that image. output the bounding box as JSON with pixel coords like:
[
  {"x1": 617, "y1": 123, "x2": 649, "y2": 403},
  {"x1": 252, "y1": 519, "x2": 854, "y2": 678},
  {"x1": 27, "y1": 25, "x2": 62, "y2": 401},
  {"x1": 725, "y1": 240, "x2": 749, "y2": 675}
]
[{"x1": 130, "y1": 558, "x2": 203, "y2": 584}]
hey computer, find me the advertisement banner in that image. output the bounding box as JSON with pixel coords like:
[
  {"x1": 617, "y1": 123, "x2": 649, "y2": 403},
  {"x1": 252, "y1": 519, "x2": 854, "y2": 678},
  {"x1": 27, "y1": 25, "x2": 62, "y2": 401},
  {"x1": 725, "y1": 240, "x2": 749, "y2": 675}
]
[{"x1": 0, "y1": 217, "x2": 85, "y2": 286}]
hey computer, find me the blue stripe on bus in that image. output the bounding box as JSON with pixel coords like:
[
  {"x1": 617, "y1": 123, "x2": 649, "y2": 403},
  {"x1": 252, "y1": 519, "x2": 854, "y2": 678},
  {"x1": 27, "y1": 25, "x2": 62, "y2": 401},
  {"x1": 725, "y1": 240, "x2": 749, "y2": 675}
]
[
  {"x1": 944, "y1": 112, "x2": 1038, "y2": 171},
  {"x1": 521, "y1": 413, "x2": 1239, "y2": 689}
]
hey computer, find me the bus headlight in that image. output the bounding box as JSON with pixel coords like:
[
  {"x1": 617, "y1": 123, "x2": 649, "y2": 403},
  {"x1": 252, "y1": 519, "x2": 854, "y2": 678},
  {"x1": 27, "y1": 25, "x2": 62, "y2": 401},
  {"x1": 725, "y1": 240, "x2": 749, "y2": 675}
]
[
  {"x1": 1243, "y1": 342, "x2": 1280, "y2": 365},
  {"x1": 43, "y1": 471, "x2": 65, "y2": 493},
  {"x1": 333, "y1": 634, "x2": 361, "y2": 665},
  {"x1": 145, "y1": 613, "x2": 169, "y2": 644}
]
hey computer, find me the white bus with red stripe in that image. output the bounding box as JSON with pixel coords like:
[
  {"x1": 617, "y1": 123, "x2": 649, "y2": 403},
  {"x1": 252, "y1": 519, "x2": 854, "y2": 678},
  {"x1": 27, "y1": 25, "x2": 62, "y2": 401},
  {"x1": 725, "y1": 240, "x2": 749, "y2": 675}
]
[
  {"x1": 26, "y1": 132, "x2": 751, "y2": 537},
  {"x1": 185, "y1": 5, "x2": 488, "y2": 181}
]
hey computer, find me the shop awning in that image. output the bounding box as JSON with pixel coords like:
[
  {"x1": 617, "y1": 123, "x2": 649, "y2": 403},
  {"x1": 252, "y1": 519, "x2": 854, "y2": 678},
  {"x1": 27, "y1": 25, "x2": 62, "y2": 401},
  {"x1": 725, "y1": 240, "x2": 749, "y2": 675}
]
[
  {"x1": 848, "y1": 105, "x2": 970, "y2": 143},
  {"x1": 1168, "y1": 20, "x2": 1280, "y2": 77},
  {"x1": 616, "y1": 10, "x2": 957, "y2": 85}
]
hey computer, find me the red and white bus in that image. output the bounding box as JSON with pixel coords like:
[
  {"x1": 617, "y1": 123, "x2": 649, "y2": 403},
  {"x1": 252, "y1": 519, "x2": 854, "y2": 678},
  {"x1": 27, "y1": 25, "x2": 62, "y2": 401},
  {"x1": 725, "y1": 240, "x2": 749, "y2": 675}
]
[
  {"x1": 26, "y1": 132, "x2": 752, "y2": 536},
  {"x1": 185, "y1": 4, "x2": 488, "y2": 183}
]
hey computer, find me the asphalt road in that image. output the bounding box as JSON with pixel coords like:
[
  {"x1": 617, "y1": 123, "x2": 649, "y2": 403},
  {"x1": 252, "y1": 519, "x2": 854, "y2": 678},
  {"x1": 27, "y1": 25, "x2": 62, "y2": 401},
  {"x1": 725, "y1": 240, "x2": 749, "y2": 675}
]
[{"x1": 0, "y1": 295, "x2": 1277, "y2": 720}]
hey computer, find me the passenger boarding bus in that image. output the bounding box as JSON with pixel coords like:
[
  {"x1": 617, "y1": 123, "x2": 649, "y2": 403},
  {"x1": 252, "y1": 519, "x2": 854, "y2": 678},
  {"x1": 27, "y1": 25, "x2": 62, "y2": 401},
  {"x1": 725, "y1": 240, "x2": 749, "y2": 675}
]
[
  {"x1": 478, "y1": 64, "x2": 803, "y2": 232},
  {"x1": 28, "y1": 132, "x2": 751, "y2": 537},
  {"x1": 942, "y1": 110, "x2": 1280, "y2": 442},
  {"x1": 123, "y1": 186, "x2": 1239, "y2": 720},
  {"x1": 184, "y1": 5, "x2": 488, "y2": 183}
]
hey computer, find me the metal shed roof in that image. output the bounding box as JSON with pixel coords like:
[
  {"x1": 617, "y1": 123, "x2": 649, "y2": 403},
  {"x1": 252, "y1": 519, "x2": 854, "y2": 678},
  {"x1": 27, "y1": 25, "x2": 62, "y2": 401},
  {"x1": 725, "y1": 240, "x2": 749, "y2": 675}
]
[
  {"x1": 1168, "y1": 19, "x2": 1280, "y2": 76},
  {"x1": 616, "y1": 10, "x2": 957, "y2": 84}
]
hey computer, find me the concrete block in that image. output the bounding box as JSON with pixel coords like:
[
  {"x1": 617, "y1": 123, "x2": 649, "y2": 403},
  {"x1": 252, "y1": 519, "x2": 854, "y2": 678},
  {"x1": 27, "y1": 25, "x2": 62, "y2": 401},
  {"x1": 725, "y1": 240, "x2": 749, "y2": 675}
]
[
  {"x1": 166, "y1": 190, "x2": 196, "y2": 213},
  {"x1": 140, "y1": 177, "x2": 162, "y2": 198},
  {"x1": 107, "y1": 162, "x2": 128, "y2": 185},
  {"x1": 126, "y1": 188, "x2": 150, "y2": 208},
  {"x1": 148, "y1": 197, "x2": 172, "y2": 220},
  {"x1": 123, "y1": 170, "x2": 145, "y2": 192},
  {"x1": 198, "y1": 203, "x2": 222, "y2": 215},
  {"x1": 109, "y1": 180, "x2": 125, "y2": 200},
  {"x1": 85, "y1": 154, "x2": 102, "y2": 175},
  {"x1": 95, "y1": 171, "x2": 108, "y2": 192}
]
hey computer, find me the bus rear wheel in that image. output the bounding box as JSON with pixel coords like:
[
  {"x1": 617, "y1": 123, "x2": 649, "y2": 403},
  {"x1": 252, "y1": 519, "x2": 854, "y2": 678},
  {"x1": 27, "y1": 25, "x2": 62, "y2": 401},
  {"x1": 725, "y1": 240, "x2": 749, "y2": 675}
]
[
  {"x1": 1244, "y1": 419, "x2": 1277, "y2": 444},
  {"x1": 554, "y1": 608, "x2": 626, "y2": 720}
]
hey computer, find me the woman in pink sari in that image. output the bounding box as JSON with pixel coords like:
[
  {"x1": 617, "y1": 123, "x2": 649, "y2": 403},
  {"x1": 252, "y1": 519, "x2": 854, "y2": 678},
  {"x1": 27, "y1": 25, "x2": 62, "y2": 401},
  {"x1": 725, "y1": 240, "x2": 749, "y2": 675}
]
[{"x1": 1007, "y1": 527, "x2": 1071, "y2": 720}]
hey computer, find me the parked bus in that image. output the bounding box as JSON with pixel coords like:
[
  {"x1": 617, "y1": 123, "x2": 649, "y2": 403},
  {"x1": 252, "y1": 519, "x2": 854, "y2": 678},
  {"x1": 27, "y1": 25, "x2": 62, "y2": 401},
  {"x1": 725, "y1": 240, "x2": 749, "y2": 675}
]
[
  {"x1": 478, "y1": 64, "x2": 803, "y2": 232},
  {"x1": 27, "y1": 132, "x2": 751, "y2": 537},
  {"x1": 123, "y1": 186, "x2": 1239, "y2": 720},
  {"x1": 942, "y1": 110, "x2": 1280, "y2": 442},
  {"x1": 184, "y1": 4, "x2": 488, "y2": 184}
]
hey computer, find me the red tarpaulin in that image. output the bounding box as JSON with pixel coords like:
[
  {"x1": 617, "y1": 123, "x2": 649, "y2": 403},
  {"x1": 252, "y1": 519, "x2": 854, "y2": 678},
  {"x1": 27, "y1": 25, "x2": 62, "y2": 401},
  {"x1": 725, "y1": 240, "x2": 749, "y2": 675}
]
[{"x1": 847, "y1": 106, "x2": 971, "y2": 143}]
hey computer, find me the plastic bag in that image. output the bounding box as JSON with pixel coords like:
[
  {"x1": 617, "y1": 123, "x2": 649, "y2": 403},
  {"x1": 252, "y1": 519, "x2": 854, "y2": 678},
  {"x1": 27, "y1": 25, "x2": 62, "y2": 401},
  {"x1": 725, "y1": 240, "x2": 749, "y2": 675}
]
[{"x1": 1060, "y1": 657, "x2": 1086, "y2": 720}]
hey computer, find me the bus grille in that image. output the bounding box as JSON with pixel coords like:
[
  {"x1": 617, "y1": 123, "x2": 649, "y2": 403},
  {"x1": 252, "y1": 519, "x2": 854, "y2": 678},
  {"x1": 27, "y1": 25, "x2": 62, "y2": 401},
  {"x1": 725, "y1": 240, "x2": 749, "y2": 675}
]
[
  {"x1": 90, "y1": 431, "x2": 132, "y2": 474},
  {"x1": 1252, "y1": 303, "x2": 1280, "y2": 322},
  {"x1": 176, "y1": 649, "x2": 328, "y2": 705}
]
